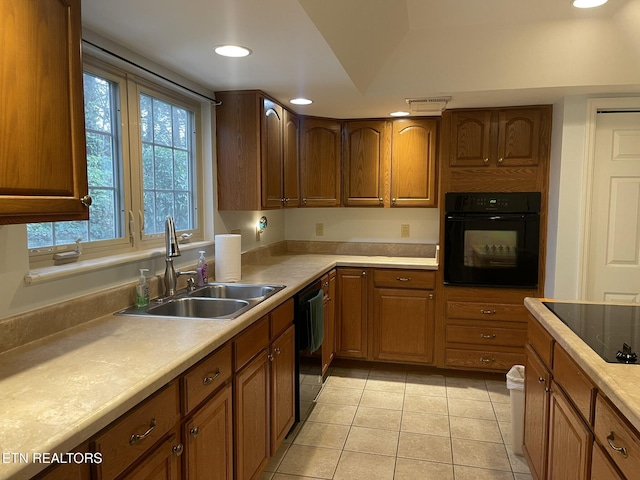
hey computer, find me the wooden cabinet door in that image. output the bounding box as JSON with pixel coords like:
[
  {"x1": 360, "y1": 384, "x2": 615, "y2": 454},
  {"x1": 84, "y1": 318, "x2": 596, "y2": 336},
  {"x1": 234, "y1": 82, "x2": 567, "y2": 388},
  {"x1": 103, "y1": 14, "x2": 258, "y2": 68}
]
[
  {"x1": 261, "y1": 99, "x2": 284, "y2": 209},
  {"x1": 300, "y1": 118, "x2": 341, "y2": 207},
  {"x1": 372, "y1": 288, "x2": 434, "y2": 363},
  {"x1": 0, "y1": 0, "x2": 89, "y2": 224},
  {"x1": 547, "y1": 381, "x2": 593, "y2": 480},
  {"x1": 335, "y1": 268, "x2": 368, "y2": 359},
  {"x1": 496, "y1": 108, "x2": 542, "y2": 167},
  {"x1": 184, "y1": 384, "x2": 233, "y2": 480},
  {"x1": 283, "y1": 109, "x2": 300, "y2": 207},
  {"x1": 322, "y1": 270, "x2": 337, "y2": 376},
  {"x1": 342, "y1": 120, "x2": 390, "y2": 207},
  {"x1": 234, "y1": 350, "x2": 270, "y2": 480},
  {"x1": 523, "y1": 345, "x2": 551, "y2": 480},
  {"x1": 270, "y1": 324, "x2": 295, "y2": 452},
  {"x1": 448, "y1": 110, "x2": 492, "y2": 167},
  {"x1": 122, "y1": 430, "x2": 182, "y2": 480},
  {"x1": 391, "y1": 118, "x2": 438, "y2": 207},
  {"x1": 591, "y1": 443, "x2": 625, "y2": 480}
]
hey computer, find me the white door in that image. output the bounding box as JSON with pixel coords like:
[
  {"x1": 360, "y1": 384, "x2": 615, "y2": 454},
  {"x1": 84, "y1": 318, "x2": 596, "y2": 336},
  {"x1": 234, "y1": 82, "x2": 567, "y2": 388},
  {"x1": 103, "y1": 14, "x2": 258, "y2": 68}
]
[{"x1": 586, "y1": 112, "x2": 640, "y2": 302}]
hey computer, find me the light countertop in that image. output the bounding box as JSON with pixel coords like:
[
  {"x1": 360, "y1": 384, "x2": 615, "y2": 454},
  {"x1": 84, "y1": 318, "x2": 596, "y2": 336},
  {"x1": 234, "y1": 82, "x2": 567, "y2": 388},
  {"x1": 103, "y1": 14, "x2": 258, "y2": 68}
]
[
  {"x1": 0, "y1": 254, "x2": 436, "y2": 480},
  {"x1": 525, "y1": 297, "x2": 640, "y2": 433}
]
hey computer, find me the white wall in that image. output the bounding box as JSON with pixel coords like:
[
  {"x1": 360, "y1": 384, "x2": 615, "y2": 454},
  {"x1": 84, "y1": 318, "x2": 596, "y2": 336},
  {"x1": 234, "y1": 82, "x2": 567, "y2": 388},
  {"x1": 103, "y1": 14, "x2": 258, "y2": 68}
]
[
  {"x1": 284, "y1": 208, "x2": 440, "y2": 243},
  {"x1": 215, "y1": 210, "x2": 286, "y2": 252}
]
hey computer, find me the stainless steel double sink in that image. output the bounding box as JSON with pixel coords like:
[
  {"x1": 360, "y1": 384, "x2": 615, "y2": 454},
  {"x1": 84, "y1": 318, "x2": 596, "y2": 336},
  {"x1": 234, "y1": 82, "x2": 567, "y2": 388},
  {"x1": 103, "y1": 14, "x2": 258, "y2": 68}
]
[{"x1": 117, "y1": 283, "x2": 286, "y2": 320}]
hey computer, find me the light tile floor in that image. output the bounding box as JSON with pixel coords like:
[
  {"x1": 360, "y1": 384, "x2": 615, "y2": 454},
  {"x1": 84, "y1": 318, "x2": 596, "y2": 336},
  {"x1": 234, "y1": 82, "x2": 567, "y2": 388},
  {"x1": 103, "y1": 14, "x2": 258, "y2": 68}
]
[{"x1": 262, "y1": 365, "x2": 533, "y2": 480}]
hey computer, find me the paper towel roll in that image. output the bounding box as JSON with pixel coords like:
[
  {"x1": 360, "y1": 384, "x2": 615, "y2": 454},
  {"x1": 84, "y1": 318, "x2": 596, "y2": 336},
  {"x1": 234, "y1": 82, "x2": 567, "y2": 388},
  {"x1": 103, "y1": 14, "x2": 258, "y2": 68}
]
[{"x1": 215, "y1": 234, "x2": 241, "y2": 282}]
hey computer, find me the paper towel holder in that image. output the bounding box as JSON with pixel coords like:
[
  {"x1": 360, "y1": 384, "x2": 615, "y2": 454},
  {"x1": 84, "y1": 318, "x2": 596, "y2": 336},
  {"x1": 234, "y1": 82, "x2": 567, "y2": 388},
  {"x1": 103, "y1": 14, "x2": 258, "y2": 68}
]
[{"x1": 257, "y1": 216, "x2": 268, "y2": 234}]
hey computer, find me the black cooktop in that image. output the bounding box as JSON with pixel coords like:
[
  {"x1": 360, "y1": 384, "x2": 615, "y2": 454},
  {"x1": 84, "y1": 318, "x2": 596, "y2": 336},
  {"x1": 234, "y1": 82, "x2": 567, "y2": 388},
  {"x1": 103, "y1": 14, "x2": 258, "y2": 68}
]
[{"x1": 543, "y1": 302, "x2": 640, "y2": 364}]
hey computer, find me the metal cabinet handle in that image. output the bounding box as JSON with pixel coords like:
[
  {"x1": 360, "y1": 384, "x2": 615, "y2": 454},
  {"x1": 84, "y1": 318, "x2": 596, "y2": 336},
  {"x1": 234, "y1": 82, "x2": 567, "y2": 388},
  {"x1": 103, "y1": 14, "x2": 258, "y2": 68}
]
[
  {"x1": 268, "y1": 353, "x2": 275, "y2": 362},
  {"x1": 190, "y1": 427, "x2": 200, "y2": 438},
  {"x1": 362, "y1": 271, "x2": 367, "y2": 277},
  {"x1": 606, "y1": 432, "x2": 628, "y2": 458},
  {"x1": 396, "y1": 277, "x2": 411, "y2": 282},
  {"x1": 391, "y1": 198, "x2": 397, "y2": 204},
  {"x1": 428, "y1": 293, "x2": 434, "y2": 300},
  {"x1": 274, "y1": 347, "x2": 281, "y2": 355},
  {"x1": 545, "y1": 387, "x2": 552, "y2": 393},
  {"x1": 302, "y1": 198, "x2": 307, "y2": 205},
  {"x1": 378, "y1": 197, "x2": 384, "y2": 205},
  {"x1": 497, "y1": 157, "x2": 504, "y2": 164},
  {"x1": 538, "y1": 377, "x2": 545, "y2": 383},
  {"x1": 172, "y1": 443, "x2": 184, "y2": 456},
  {"x1": 480, "y1": 309, "x2": 497, "y2": 315},
  {"x1": 483, "y1": 158, "x2": 489, "y2": 165},
  {"x1": 480, "y1": 357, "x2": 495, "y2": 363},
  {"x1": 203, "y1": 369, "x2": 221, "y2": 385},
  {"x1": 81, "y1": 195, "x2": 93, "y2": 207},
  {"x1": 480, "y1": 333, "x2": 496, "y2": 339},
  {"x1": 129, "y1": 419, "x2": 157, "y2": 445}
]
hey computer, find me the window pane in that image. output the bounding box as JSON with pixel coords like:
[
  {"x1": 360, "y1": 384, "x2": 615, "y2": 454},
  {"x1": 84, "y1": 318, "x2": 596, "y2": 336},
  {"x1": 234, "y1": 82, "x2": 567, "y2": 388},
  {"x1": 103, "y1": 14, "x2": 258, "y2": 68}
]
[
  {"x1": 141, "y1": 93, "x2": 196, "y2": 235},
  {"x1": 27, "y1": 71, "x2": 123, "y2": 249}
]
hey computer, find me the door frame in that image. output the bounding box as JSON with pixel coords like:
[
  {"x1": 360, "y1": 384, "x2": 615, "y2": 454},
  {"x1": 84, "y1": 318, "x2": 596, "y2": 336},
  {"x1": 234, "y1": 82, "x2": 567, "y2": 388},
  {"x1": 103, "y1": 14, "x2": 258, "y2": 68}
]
[{"x1": 579, "y1": 97, "x2": 640, "y2": 299}]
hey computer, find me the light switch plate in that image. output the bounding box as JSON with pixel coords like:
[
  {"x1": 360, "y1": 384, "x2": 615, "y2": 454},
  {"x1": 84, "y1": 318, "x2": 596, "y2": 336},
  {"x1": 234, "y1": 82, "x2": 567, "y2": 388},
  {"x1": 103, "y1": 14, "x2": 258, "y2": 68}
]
[{"x1": 315, "y1": 223, "x2": 324, "y2": 236}]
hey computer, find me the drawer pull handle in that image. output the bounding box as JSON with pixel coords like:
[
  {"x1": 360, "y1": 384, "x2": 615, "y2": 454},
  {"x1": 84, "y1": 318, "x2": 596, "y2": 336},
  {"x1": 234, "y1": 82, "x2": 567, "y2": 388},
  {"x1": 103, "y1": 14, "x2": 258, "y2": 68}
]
[
  {"x1": 397, "y1": 277, "x2": 411, "y2": 282},
  {"x1": 480, "y1": 334, "x2": 496, "y2": 339},
  {"x1": 129, "y1": 418, "x2": 157, "y2": 446},
  {"x1": 480, "y1": 309, "x2": 497, "y2": 315},
  {"x1": 606, "y1": 432, "x2": 628, "y2": 458},
  {"x1": 480, "y1": 357, "x2": 495, "y2": 363},
  {"x1": 172, "y1": 443, "x2": 184, "y2": 456},
  {"x1": 203, "y1": 369, "x2": 221, "y2": 385},
  {"x1": 190, "y1": 427, "x2": 200, "y2": 438}
]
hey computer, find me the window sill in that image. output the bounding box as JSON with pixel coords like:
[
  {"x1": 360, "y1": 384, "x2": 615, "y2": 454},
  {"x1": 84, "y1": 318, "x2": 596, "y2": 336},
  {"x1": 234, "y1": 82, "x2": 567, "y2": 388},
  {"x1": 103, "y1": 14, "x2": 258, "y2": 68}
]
[{"x1": 24, "y1": 240, "x2": 214, "y2": 285}]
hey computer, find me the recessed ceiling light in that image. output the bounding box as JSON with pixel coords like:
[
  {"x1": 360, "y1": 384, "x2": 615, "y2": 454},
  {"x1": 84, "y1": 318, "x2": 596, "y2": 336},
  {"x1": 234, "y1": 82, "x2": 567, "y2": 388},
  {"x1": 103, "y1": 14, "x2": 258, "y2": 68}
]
[
  {"x1": 290, "y1": 98, "x2": 313, "y2": 105},
  {"x1": 390, "y1": 111, "x2": 410, "y2": 117},
  {"x1": 571, "y1": 0, "x2": 608, "y2": 8},
  {"x1": 214, "y1": 45, "x2": 252, "y2": 58}
]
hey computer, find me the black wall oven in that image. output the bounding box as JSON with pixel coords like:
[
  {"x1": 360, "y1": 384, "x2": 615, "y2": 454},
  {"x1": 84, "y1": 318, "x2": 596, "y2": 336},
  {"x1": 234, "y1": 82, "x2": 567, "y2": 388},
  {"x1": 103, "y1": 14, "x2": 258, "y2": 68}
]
[{"x1": 444, "y1": 192, "x2": 541, "y2": 288}]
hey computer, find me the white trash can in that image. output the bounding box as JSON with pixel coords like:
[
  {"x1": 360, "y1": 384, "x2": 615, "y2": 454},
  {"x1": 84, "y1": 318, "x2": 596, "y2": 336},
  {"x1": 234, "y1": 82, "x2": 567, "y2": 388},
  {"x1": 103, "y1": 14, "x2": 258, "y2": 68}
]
[{"x1": 506, "y1": 365, "x2": 525, "y2": 455}]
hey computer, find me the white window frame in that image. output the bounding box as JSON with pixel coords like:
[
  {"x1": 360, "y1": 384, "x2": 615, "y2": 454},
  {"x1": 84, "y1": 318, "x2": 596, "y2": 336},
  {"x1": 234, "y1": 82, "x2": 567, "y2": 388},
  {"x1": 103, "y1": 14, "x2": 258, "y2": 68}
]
[{"x1": 28, "y1": 55, "x2": 205, "y2": 268}]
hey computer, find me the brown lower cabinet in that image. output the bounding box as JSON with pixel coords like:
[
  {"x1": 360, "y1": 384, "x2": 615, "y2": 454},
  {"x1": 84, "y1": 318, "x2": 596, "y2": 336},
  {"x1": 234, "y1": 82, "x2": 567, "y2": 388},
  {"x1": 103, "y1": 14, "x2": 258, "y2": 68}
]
[
  {"x1": 524, "y1": 314, "x2": 640, "y2": 480},
  {"x1": 335, "y1": 268, "x2": 369, "y2": 359},
  {"x1": 183, "y1": 383, "x2": 233, "y2": 480},
  {"x1": 36, "y1": 299, "x2": 294, "y2": 480},
  {"x1": 547, "y1": 381, "x2": 593, "y2": 480}
]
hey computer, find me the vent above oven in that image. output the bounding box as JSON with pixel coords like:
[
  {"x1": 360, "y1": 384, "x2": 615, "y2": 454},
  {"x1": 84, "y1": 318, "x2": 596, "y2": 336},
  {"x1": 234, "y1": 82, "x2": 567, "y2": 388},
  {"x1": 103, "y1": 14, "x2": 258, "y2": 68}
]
[{"x1": 405, "y1": 96, "x2": 451, "y2": 114}]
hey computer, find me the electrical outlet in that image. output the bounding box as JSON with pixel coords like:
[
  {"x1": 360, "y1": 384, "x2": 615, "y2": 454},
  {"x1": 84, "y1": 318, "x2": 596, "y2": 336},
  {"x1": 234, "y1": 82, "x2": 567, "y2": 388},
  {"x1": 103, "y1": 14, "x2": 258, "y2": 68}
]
[
  {"x1": 401, "y1": 224, "x2": 410, "y2": 238},
  {"x1": 315, "y1": 223, "x2": 324, "y2": 236}
]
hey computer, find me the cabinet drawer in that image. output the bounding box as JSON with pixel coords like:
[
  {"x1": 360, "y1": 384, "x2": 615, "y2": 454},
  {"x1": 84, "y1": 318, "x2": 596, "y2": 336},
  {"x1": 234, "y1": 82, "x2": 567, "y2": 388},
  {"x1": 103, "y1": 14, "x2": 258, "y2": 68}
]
[
  {"x1": 93, "y1": 382, "x2": 180, "y2": 480},
  {"x1": 592, "y1": 442, "x2": 625, "y2": 480},
  {"x1": 595, "y1": 394, "x2": 640, "y2": 480},
  {"x1": 373, "y1": 269, "x2": 435, "y2": 289},
  {"x1": 446, "y1": 324, "x2": 526, "y2": 348},
  {"x1": 444, "y1": 348, "x2": 525, "y2": 370},
  {"x1": 234, "y1": 316, "x2": 269, "y2": 372},
  {"x1": 528, "y1": 314, "x2": 554, "y2": 367},
  {"x1": 182, "y1": 343, "x2": 232, "y2": 414},
  {"x1": 271, "y1": 298, "x2": 294, "y2": 339},
  {"x1": 553, "y1": 344, "x2": 595, "y2": 424},
  {"x1": 446, "y1": 301, "x2": 528, "y2": 322}
]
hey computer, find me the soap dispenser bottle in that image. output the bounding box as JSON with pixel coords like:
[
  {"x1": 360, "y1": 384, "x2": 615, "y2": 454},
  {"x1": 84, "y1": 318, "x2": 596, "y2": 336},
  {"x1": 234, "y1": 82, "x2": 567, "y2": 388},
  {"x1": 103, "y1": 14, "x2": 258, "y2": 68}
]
[
  {"x1": 136, "y1": 269, "x2": 150, "y2": 308},
  {"x1": 197, "y1": 251, "x2": 208, "y2": 286}
]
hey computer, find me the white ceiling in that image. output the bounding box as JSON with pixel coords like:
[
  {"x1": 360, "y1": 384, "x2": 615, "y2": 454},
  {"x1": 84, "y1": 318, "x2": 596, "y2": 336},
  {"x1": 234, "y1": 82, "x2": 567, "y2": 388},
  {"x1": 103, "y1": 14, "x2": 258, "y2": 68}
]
[{"x1": 81, "y1": 0, "x2": 640, "y2": 118}]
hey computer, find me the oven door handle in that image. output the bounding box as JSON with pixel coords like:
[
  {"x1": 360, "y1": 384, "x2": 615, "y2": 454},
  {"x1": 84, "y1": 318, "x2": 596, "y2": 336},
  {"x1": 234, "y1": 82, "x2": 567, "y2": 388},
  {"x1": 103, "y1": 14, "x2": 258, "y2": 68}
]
[{"x1": 445, "y1": 213, "x2": 531, "y2": 221}]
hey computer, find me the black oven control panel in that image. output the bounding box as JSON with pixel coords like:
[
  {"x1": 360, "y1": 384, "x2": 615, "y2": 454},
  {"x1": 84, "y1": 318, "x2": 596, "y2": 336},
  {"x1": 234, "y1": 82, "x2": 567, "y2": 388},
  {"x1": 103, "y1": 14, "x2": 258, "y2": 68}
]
[{"x1": 445, "y1": 192, "x2": 541, "y2": 213}]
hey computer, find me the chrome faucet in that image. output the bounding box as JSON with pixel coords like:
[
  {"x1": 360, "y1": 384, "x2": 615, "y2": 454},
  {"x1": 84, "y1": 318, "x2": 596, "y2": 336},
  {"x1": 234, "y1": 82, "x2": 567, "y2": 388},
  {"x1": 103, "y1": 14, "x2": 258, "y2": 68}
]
[{"x1": 164, "y1": 216, "x2": 196, "y2": 297}]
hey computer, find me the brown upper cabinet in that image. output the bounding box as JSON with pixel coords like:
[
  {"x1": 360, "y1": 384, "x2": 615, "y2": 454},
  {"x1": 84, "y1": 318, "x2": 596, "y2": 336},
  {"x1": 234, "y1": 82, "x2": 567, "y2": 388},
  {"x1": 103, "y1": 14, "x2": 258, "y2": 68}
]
[
  {"x1": 216, "y1": 91, "x2": 299, "y2": 210},
  {"x1": 0, "y1": 0, "x2": 90, "y2": 225},
  {"x1": 299, "y1": 117, "x2": 341, "y2": 207},
  {"x1": 342, "y1": 120, "x2": 391, "y2": 207},
  {"x1": 342, "y1": 118, "x2": 438, "y2": 208},
  {"x1": 391, "y1": 118, "x2": 438, "y2": 207},
  {"x1": 446, "y1": 107, "x2": 548, "y2": 168}
]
